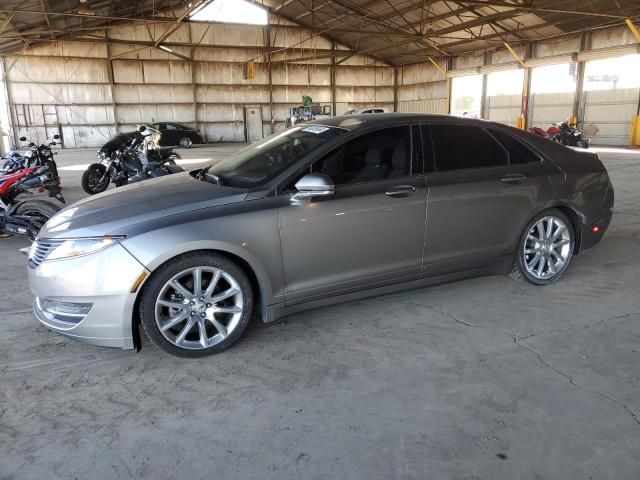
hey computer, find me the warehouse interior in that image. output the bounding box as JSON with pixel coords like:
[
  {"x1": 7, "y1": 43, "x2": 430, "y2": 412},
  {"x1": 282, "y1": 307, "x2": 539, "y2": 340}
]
[
  {"x1": 2, "y1": 1, "x2": 640, "y2": 479},
  {"x1": 1, "y1": 0, "x2": 640, "y2": 148}
]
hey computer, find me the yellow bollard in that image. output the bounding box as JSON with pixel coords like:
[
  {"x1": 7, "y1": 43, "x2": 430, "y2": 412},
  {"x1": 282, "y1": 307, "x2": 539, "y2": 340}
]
[{"x1": 630, "y1": 116, "x2": 640, "y2": 146}]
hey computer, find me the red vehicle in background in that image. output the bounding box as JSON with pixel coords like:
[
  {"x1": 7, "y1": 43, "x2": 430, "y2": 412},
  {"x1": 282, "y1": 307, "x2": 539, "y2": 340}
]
[{"x1": 0, "y1": 135, "x2": 65, "y2": 239}]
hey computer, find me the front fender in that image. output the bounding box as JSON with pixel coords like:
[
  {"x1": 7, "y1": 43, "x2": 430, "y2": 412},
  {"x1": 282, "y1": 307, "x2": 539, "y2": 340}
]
[
  {"x1": 118, "y1": 199, "x2": 285, "y2": 308},
  {"x1": 124, "y1": 239, "x2": 275, "y2": 301}
]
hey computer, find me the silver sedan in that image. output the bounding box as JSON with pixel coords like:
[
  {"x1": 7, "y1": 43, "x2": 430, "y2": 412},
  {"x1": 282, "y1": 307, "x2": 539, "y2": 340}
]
[{"x1": 28, "y1": 114, "x2": 614, "y2": 357}]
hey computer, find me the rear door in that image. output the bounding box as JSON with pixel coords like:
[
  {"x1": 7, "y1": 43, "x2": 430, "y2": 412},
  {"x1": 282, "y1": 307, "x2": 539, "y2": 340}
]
[{"x1": 422, "y1": 123, "x2": 550, "y2": 276}]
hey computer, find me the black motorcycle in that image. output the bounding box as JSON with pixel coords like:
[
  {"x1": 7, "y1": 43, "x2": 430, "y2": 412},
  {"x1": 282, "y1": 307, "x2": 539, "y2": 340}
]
[
  {"x1": 81, "y1": 125, "x2": 184, "y2": 195},
  {"x1": 2, "y1": 134, "x2": 62, "y2": 173},
  {"x1": 553, "y1": 122, "x2": 590, "y2": 149}
]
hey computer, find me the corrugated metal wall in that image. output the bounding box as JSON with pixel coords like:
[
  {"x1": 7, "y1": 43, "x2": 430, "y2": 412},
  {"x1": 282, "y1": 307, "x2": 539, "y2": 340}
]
[
  {"x1": 530, "y1": 92, "x2": 576, "y2": 129},
  {"x1": 486, "y1": 95, "x2": 521, "y2": 127},
  {"x1": 4, "y1": 18, "x2": 394, "y2": 148},
  {"x1": 397, "y1": 63, "x2": 447, "y2": 114},
  {"x1": 582, "y1": 88, "x2": 639, "y2": 145}
]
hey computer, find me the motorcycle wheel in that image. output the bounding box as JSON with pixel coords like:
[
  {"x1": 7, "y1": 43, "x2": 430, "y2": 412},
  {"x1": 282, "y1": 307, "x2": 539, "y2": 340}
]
[
  {"x1": 14, "y1": 200, "x2": 61, "y2": 240},
  {"x1": 81, "y1": 163, "x2": 111, "y2": 195}
]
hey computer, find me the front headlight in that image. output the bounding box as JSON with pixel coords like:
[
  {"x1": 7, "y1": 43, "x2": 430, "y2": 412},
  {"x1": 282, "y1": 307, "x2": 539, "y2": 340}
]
[{"x1": 43, "y1": 237, "x2": 123, "y2": 262}]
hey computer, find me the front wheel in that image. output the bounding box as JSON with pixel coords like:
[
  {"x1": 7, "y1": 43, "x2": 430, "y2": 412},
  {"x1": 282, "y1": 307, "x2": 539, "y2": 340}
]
[
  {"x1": 179, "y1": 137, "x2": 192, "y2": 148},
  {"x1": 511, "y1": 209, "x2": 574, "y2": 285},
  {"x1": 81, "y1": 163, "x2": 110, "y2": 195},
  {"x1": 139, "y1": 253, "x2": 254, "y2": 357}
]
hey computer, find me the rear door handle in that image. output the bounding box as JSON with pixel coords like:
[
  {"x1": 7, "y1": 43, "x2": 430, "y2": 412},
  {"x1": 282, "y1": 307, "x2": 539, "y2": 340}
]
[
  {"x1": 500, "y1": 173, "x2": 527, "y2": 184},
  {"x1": 385, "y1": 185, "x2": 417, "y2": 197}
]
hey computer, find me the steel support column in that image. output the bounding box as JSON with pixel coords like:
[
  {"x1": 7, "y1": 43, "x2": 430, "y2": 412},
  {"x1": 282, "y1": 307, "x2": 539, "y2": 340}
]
[
  {"x1": 572, "y1": 33, "x2": 590, "y2": 126},
  {"x1": 393, "y1": 66, "x2": 399, "y2": 112},
  {"x1": 331, "y1": 41, "x2": 337, "y2": 116}
]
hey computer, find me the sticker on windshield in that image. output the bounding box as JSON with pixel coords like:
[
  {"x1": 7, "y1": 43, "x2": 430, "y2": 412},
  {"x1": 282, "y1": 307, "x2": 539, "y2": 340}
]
[{"x1": 302, "y1": 126, "x2": 330, "y2": 134}]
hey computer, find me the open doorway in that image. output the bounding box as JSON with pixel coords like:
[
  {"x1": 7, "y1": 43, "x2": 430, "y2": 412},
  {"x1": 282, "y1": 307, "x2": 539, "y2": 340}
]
[{"x1": 450, "y1": 75, "x2": 483, "y2": 118}]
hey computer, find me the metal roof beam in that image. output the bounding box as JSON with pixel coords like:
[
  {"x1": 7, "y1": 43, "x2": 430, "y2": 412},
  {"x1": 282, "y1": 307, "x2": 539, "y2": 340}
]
[{"x1": 456, "y1": 1, "x2": 636, "y2": 19}]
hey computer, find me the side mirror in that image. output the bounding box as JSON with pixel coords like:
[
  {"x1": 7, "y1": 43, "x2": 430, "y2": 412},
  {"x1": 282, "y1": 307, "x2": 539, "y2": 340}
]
[
  {"x1": 291, "y1": 173, "x2": 334, "y2": 204},
  {"x1": 53, "y1": 134, "x2": 60, "y2": 139},
  {"x1": 137, "y1": 125, "x2": 147, "y2": 132},
  {"x1": 19, "y1": 136, "x2": 27, "y2": 142}
]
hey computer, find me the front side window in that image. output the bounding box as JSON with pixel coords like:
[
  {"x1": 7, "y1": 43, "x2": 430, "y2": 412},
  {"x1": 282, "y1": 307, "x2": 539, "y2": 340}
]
[
  {"x1": 312, "y1": 126, "x2": 412, "y2": 185},
  {"x1": 488, "y1": 129, "x2": 541, "y2": 164},
  {"x1": 200, "y1": 126, "x2": 346, "y2": 188},
  {"x1": 430, "y1": 124, "x2": 508, "y2": 172}
]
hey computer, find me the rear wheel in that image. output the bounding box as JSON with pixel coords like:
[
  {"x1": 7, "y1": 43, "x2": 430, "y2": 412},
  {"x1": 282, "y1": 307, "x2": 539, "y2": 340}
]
[
  {"x1": 140, "y1": 252, "x2": 254, "y2": 357},
  {"x1": 511, "y1": 209, "x2": 574, "y2": 285},
  {"x1": 179, "y1": 137, "x2": 192, "y2": 148},
  {"x1": 14, "y1": 200, "x2": 61, "y2": 240},
  {"x1": 81, "y1": 163, "x2": 110, "y2": 195}
]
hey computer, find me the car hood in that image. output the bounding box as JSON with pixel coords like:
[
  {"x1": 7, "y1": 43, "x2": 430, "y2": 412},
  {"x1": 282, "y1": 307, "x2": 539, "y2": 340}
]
[{"x1": 40, "y1": 172, "x2": 248, "y2": 239}]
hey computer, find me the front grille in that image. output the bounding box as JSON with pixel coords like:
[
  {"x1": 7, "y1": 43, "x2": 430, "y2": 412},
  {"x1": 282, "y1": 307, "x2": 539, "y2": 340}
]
[{"x1": 28, "y1": 238, "x2": 63, "y2": 268}]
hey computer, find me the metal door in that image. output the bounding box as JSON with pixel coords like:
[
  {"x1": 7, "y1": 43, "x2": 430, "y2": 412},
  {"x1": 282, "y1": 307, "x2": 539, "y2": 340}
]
[{"x1": 245, "y1": 106, "x2": 263, "y2": 142}]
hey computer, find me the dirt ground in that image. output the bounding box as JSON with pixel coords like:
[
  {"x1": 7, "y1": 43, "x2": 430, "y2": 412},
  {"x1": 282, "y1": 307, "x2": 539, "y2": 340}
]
[{"x1": 1, "y1": 144, "x2": 639, "y2": 480}]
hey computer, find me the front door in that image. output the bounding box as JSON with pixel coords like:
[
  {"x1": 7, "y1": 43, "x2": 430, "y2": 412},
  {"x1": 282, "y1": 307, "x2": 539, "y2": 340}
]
[
  {"x1": 422, "y1": 123, "x2": 552, "y2": 276},
  {"x1": 279, "y1": 125, "x2": 428, "y2": 305}
]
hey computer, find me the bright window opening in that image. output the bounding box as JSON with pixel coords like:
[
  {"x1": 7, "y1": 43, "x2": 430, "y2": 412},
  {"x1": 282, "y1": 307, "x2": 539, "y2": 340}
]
[
  {"x1": 531, "y1": 63, "x2": 577, "y2": 93},
  {"x1": 487, "y1": 69, "x2": 524, "y2": 96},
  {"x1": 191, "y1": 0, "x2": 268, "y2": 25},
  {"x1": 584, "y1": 54, "x2": 640, "y2": 91},
  {"x1": 451, "y1": 75, "x2": 483, "y2": 118}
]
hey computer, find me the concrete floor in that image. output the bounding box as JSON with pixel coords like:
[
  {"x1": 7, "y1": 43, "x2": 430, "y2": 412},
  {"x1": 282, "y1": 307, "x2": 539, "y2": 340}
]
[{"x1": 1, "y1": 145, "x2": 639, "y2": 479}]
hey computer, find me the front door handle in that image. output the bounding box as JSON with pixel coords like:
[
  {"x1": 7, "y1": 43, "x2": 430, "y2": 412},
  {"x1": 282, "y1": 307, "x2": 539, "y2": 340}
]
[
  {"x1": 500, "y1": 173, "x2": 527, "y2": 184},
  {"x1": 385, "y1": 185, "x2": 417, "y2": 198}
]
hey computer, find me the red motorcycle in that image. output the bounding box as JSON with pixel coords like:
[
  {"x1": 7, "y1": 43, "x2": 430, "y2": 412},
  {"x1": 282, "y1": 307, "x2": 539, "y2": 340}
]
[
  {"x1": 0, "y1": 136, "x2": 65, "y2": 239},
  {"x1": 529, "y1": 125, "x2": 561, "y2": 140}
]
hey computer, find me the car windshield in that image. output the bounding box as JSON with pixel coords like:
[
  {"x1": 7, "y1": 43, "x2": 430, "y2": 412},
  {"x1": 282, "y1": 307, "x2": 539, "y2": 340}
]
[{"x1": 200, "y1": 125, "x2": 346, "y2": 188}]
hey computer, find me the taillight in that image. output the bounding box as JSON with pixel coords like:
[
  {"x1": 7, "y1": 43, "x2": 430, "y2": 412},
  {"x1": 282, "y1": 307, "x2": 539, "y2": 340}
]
[{"x1": 195, "y1": 129, "x2": 201, "y2": 135}]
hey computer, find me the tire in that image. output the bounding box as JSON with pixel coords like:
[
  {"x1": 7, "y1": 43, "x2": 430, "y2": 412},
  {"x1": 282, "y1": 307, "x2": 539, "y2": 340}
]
[
  {"x1": 81, "y1": 163, "x2": 110, "y2": 195},
  {"x1": 14, "y1": 200, "x2": 61, "y2": 240},
  {"x1": 179, "y1": 137, "x2": 192, "y2": 148},
  {"x1": 510, "y1": 208, "x2": 575, "y2": 285},
  {"x1": 139, "y1": 252, "x2": 254, "y2": 357}
]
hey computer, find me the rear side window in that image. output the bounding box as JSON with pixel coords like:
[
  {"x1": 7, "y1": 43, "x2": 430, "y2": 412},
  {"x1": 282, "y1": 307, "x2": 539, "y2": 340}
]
[
  {"x1": 488, "y1": 129, "x2": 541, "y2": 164},
  {"x1": 429, "y1": 125, "x2": 508, "y2": 172}
]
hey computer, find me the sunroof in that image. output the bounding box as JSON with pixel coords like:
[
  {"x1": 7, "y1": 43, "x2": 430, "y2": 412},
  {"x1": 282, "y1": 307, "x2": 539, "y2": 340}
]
[{"x1": 190, "y1": 0, "x2": 268, "y2": 25}]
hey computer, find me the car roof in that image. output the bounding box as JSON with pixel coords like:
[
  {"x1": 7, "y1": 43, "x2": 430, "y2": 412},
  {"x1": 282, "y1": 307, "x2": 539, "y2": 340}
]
[{"x1": 307, "y1": 112, "x2": 509, "y2": 132}]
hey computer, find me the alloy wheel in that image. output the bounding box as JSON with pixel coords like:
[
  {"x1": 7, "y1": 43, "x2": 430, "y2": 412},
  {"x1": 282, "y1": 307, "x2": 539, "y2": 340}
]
[
  {"x1": 154, "y1": 266, "x2": 244, "y2": 350},
  {"x1": 523, "y1": 216, "x2": 571, "y2": 281},
  {"x1": 179, "y1": 137, "x2": 192, "y2": 148}
]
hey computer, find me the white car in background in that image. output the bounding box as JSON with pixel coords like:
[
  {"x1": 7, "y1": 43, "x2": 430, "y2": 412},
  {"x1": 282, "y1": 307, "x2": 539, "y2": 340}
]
[{"x1": 345, "y1": 107, "x2": 389, "y2": 114}]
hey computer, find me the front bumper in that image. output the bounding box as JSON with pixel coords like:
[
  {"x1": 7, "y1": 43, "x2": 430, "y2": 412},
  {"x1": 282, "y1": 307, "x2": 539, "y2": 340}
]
[{"x1": 28, "y1": 243, "x2": 150, "y2": 349}]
